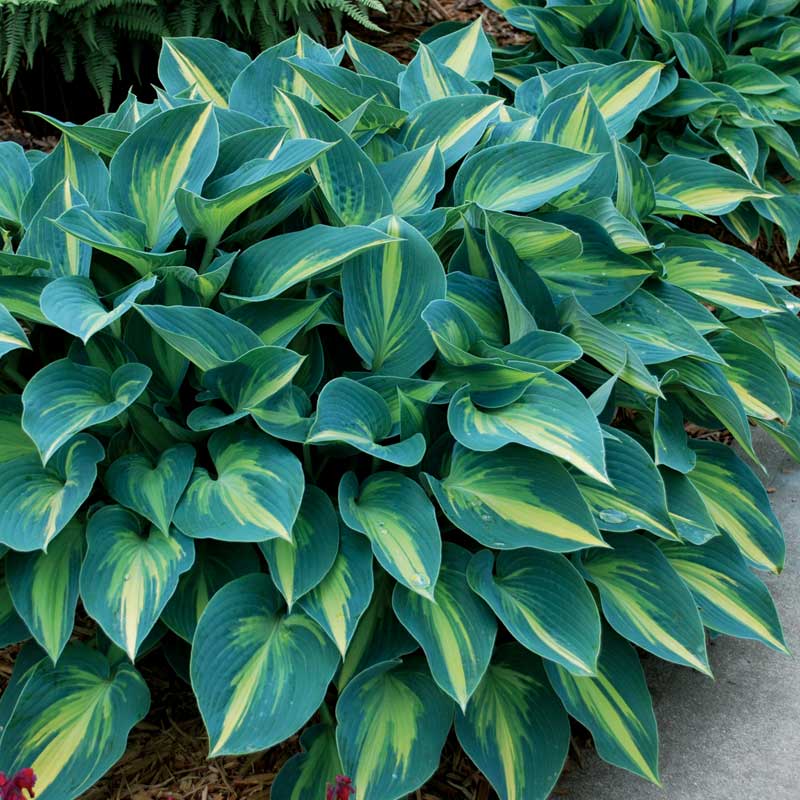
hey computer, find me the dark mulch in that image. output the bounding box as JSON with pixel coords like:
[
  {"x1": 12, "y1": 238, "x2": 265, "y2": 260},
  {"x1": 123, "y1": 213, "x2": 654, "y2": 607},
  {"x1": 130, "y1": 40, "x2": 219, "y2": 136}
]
[
  {"x1": 0, "y1": 109, "x2": 57, "y2": 151},
  {"x1": 358, "y1": 0, "x2": 530, "y2": 61}
]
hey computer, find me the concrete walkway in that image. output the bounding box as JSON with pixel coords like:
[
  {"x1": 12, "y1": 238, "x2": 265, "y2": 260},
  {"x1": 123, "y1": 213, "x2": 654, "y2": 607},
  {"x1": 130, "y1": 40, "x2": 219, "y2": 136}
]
[{"x1": 559, "y1": 429, "x2": 800, "y2": 800}]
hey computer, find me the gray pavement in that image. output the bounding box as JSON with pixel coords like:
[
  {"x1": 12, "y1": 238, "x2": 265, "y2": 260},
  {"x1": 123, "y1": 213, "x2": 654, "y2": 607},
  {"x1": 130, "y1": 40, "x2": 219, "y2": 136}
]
[{"x1": 559, "y1": 428, "x2": 800, "y2": 800}]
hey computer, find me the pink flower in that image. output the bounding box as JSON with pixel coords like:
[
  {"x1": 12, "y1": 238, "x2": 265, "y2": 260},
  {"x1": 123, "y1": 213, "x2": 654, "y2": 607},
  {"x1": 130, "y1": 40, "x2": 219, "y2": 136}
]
[
  {"x1": 326, "y1": 775, "x2": 354, "y2": 800},
  {"x1": 0, "y1": 769, "x2": 37, "y2": 799}
]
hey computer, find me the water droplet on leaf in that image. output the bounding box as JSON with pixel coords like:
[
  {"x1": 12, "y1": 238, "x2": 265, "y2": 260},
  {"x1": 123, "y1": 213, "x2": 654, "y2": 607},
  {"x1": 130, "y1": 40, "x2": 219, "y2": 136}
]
[{"x1": 598, "y1": 508, "x2": 628, "y2": 524}]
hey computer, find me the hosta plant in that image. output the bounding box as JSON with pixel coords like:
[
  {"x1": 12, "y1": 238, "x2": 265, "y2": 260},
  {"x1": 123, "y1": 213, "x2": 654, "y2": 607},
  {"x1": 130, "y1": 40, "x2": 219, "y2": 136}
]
[
  {"x1": 0, "y1": 24, "x2": 796, "y2": 800},
  {"x1": 484, "y1": 0, "x2": 800, "y2": 256}
]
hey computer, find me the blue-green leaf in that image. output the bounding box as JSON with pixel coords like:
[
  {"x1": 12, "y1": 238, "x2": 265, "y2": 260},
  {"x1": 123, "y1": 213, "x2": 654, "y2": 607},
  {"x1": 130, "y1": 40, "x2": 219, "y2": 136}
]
[
  {"x1": 469, "y1": 548, "x2": 601, "y2": 676},
  {"x1": 336, "y1": 658, "x2": 454, "y2": 800},
  {"x1": 544, "y1": 627, "x2": 659, "y2": 784},
  {"x1": 40, "y1": 275, "x2": 156, "y2": 343},
  {"x1": 109, "y1": 103, "x2": 220, "y2": 250},
  {"x1": 298, "y1": 527, "x2": 373, "y2": 657},
  {"x1": 0, "y1": 396, "x2": 103, "y2": 551},
  {"x1": 343, "y1": 215, "x2": 446, "y2": 376},
  {"x1": 174, "y1": 427, "x2": 303, "y2": 543},
  {"x1": 226, "y1": 224, "x2": 396, "y2": 302},
  {"x1": 307, "y1": 378, "x2": 426, "y2": 466},
  {"x1": 393, "y1": 543, "x2": 496, "y2": 710},
  {"x1": 105, "y1": 444, "x2": 195, "y2": 533},
  {"x1": 6, "y1": 519, "x2": 83, "y2": 662},
  {"x1": 81, "y1": 505, "x2": 194, "y2": 660},
  {"x1": 425, "y1": 444, "x2": 605, "y2": 551},
  {"x1": 191, "y1": 572, "x2": 340, "y2": 756},
  {"x1": 455, "y1": 643, "x2": 570, "y2": 800},
  {"x1": 22, "y1": 359, "x2": 150, "y2": 464},
  {"x1": 579, "y1": 534, "x2": 710, "y2": 673},
  {"x1": 339, "y1": 471, "x2": 441, "y2": 598},
  {"x1": 260, "y1": 485, "x2": 339, "y2": 609},
  {"x1": 0, "y1": 644, "x2": 150, "y2": 800}
]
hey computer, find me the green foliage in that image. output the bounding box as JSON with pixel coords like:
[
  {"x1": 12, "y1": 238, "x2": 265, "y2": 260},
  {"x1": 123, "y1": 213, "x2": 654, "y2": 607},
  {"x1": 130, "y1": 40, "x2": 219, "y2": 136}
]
[
  {"x1": 0, "y1": 0, "x2": 384, "y2": 109},
  {"x1": 490, "y1": 0, "x2": 800, "y2": 257},
  {"x1": 0, "y1": 23, "x2": 796, "y2": 800}
]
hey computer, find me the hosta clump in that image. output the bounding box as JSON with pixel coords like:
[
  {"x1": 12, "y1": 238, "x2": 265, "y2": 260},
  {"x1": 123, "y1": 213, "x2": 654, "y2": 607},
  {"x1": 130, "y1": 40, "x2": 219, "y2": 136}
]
[
  {"x1": 0, "y1": 23, "x2": 796, "y2": 800},
  {"x1": 488, "y1": 0, "x2": 800, "y2": 255}
]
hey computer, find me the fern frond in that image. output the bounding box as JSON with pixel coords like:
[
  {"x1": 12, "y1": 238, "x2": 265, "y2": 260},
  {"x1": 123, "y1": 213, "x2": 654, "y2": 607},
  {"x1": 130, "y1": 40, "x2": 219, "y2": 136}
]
[{"x1": 0, "y1": 0, "x2": 381, "y2": 102}]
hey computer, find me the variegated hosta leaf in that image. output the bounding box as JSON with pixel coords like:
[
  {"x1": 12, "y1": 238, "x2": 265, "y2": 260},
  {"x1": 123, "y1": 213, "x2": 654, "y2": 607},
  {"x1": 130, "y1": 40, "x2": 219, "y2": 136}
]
[
  {"x1": 5, "y1": 519, "x2": 83, "y2": 662},
  {"x1": 688, "y1": 440, "x2": 785, "y2": 573},
  {"x1": 661, "y1": 467, "x2": 719, "y2": 545},
  {"x1": 271, "y1": 721, "x2": 343, "y2": 800},
  {"x1": 393, "y1": 543, "x2": 497, "y2": 710},
  {"x1": 173, "y1": 427, "x2": 304, "y2": 543},
  {"x1": 161, "y1": 540, "x2": 260, "y2": 642},
  {"x1": 307, "y1": 377, "x2": 426, "y2": 466},
  {"x1": 226, "y1": 223, "x2": 396, "y2": 302},
  {"x1": 376, "y1": 142, "x2": 446, "y2": 216},
  {"x1": 398, "y1": 44, "x2": 479, "y2": 111},
  {"x1": 659, "y1": 246, "x2": 780, "y2": 318},
  {"x1": 53, "y1": 207, "x2": 188, "y2": 275},
  {"x1": 336, "y1": 658, "x2": 454, "y2": 800},
  {"x1": 455, "y1": 643, "x2": 570, "y2": 800},
  {"x1": 0, "y1": 565, "x2": 30, "y2": 649},
  {"x1": 520, "y1": 214, "x2": 654, "y2": 316},
  {"x1": 109, "y1": 103, "x2": 220, "y2": 250},
  {"x1": 651, "y1": 155, "x2": 775, "y2": 215},
  {"x1": 276, "y1": 90, "x2": 393, "y2": 225},
  {"x1": 447, "y1": 378, "x2": 609, "y2": 484},
  {"x1": 578, "y1": 534, "x2": 711, "y2": 674},
  {"x1": 158, "y1": 37, "x2": 251, "y2": 106},
  {"x1": 398, "y1": 94, "x2": 503, "y2": 168},
  {"x1": 454, "y1": 142, "x2": 603, "y2": 212},
  {"x1": 133, "y1": 304, "x2": 263, "y2": 371},
  {"x1": 661, "y1": 536, "x2": 787, "y2": 654},
  {"x1": 29, "y1": 113, "x2": 128, "y2": 159},
  {"x1": 574, "y1": 426, "x2": 678, "y2": 540},
  {"x1": 711, "y1": 330, "x2": 792, "y2": 421},
  {"x1": 558, "y1": 297, "x2": 661, "y2": 395},
  {"x1": 261, "y1": 485, "x2": 339, "y2": 609},
  {"x1": 175, "y1": 138, "x2": 332, "y2": 250},
  {"x1": 343, "y1": 215, "x2": 446, "y2": 376},
  {"x1": 0, "y1": 301, "x2": 31, "y2": 356},
  {"x1": 0, "y1": 643, "x2": 150, "y2": 800},
  {"x1": 426, "y1": 17, "x2": 493, "y2": 82},
  {"x1": 659, "y1": 357, "x2": 757, "y2": 461},
  {"x1": 18, "y1": 179, "x2": 91, "y2": 278},
  {"x1": 21, "y1": 359, "x2": 151, "y2": 464},
  {"x1": 22, "y1": 135, "x2": 107, "y2": 228},
  {"x1": 336, "y1": 569, "x2": 418, "y2": 692},
  {"x1": 104, "y1": 444, "x2": 195, "y2": 533},
  {"x1": 188, "y1": 345, "x2": 305, "y2": 430},
  {"x1": 40, "y1": 275, "x2": 157, "y2": 343},
  {"x1": 298, "y1": 527, "x2": 373, "y2": 656},
  {"x1": 597, "y1": 288, "x2": 724, "y2": 365},
  {"x1": 229, "y1": 32, "x2": 336, "y2": 124},
  {"x1": 0, "y1": 396, "x2": 103, "y2": 552},
  {"x1": 81, "y1": 505, "x2": 195, "y2": 660},
  {"x1": 544, "y1": 627, "x2": 659, "y2": 784},
  {"x1": 191, "y1": 573, "x2": 340, "y2": 756},
  {"x1": 468, "y1": 548, "x2": 601, "y2": 675},
  {"x1": 0, "y1": 141, "x2": 32, "y2": 226},
  {"x1": 339, "y1": 471, "x2": 441, "y2": 598},
  {"x1": 425, "y1": 444, "x2": 605, "y2": 551}
]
